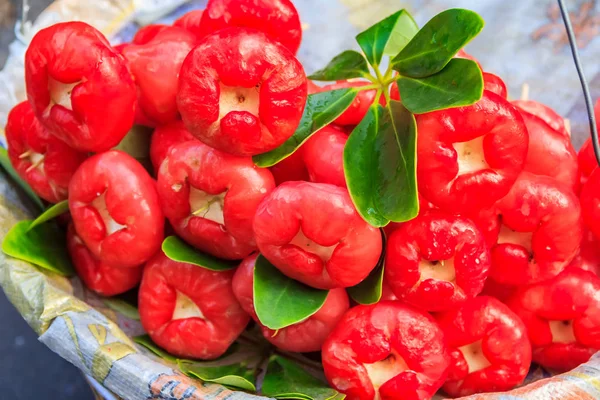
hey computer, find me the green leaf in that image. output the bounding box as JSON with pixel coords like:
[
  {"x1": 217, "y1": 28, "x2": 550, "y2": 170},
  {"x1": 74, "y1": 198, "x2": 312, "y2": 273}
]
[
  {"x1": 392, "y1": 8, "x2": 484, "y2": 77},
  {"x1": 162, "y1": 236, "x2": 237, "y2": 271},
  {"x1": 0, "y1": 146, "x2": 45, "y2": 211},
  {"x1": 398, "y1": 58, "x2": 484, "y2": 114},
  {"x1": 308, "y1": 50, "x2": 370, "y2": 81},
  {"x1": 2, "y1": 220, "x2": 73, "y2": 276},
  {"x1": 344, "y1": 106, "x2": 389, "y2": 227},
  {"x1": 262, "y1": 355, "x2": 342, "y2": 400},
  {"x1": 253, "y1": 255, "x2": 328, "y2": 330},
  {"x1": 28, "y1": 200, "x2": 69, "y2": 231},
  {"x1": 253, "y1": 89, "x2": 358, "y2": 167},
  {"x1": 101, "y1": 297, "x2": 140, "y2": 320},
  {"x1": 372, "y1": 101, "x2": 418, "y2": 221},
  {"x1": 356, "y1": 9, "x2": 419, "y2": 67},
  {"x1": 134, "y1": 335, "x2": 177, "y2": 362},
  {"x1": 113, "y1": 125, "x2": 153, "y2": 172},
  {"x1": 347, "y1": 230, "x2": 386, "y2": 305}
]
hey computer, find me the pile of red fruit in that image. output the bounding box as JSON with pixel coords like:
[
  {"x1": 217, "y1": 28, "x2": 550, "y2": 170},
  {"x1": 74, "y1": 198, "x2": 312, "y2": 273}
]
[{"x1": 3, "y1": 0, "x2": 600, "y2": 399}]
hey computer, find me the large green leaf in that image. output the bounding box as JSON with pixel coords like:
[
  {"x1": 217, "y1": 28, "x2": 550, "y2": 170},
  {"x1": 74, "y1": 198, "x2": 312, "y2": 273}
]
[
  {"x1": 392, "y1": 8, "x2": 484, "y2": 77},
  {"x1": 344, "y1": 106, "x2": 388, "y2": 227},
  {"x1": 161, "y1": 236, "x2": 237, "y2": 271},
  {"x1": 347, "y1": 230, "x2": 386, "y2": 305},
  {"x1": 356, "y1": 9, "x2": 419, "y2": 67},
  {"x1": 253, "y1": 255, "x2": 328, "y2": 330},
  {"x1": 0, "y1": 146, "x2": 45, "y2": 211},
  {"x1": 28, "y1": 200, "x2": 69, "y2": 231},
  {"x1": 262, "y1": 355, "x2": 342, "y2": 400},
  {"x1": 308, "y1": 50, "x2": 370, "y2": 81},
  {"x1": 2, "y1": 220, "x2": 73, "y2": 276},
  {"x1": 180, "y1": 360, "x2": 257, "y2": 391},
  {"x1": 398, "y1": 58, "x2": 484, "y2": 114},
  {"x1": 133, "y1": 335, "x2": 177, "y2": 362},
  {"x1": 253, "y1": 89, "x2": 358, "y2": 167}
]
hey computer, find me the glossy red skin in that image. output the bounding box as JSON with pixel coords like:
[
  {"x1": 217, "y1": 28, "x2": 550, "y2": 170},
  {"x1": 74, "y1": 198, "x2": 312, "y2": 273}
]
[
  {"x1": 307, "y1": 80, "x2": 322, "y2": 94},
  {"x1": 69, "y1": 151, "x2": 164, "y2": 268},
  {"x1": 177, "y1": 28, "x2": 307, "y2": 156},
  {"x1": 269, "y1": 148, "x2": 309, "y2": 185},
  {"x1": 511, "y1": 100, "x2": 569, "y2": 138},
  {"x1": 455, "y1": 49, "x2": 483, "y2": 70},
  {"x1": 492, "y1": 172, "x2": 582, "y2": 285},
  {"x1": 507, "y1": 269, "x2": 600, "y2": 371},
  {"x1": 149, "y1": 121, "x2": 196, "y2": 172},
  {"x1": 567, "y1": 228, "x2": 600, "y2": 276},
  {"x1": 436, "y1": 296, "x2": 532, "y2": 397},
  {"x1": 199, "y1": 0, "x2": 302, "y2": 54},
  {"x1": 303, "y1": 126, "x2": 347, "y2": 188},
  {"x1": 25, "y1": 22, "x2": 136, "y2": 152},
  {"x1": 480, "y1": 279, "x2": 517, "y2": 303},
  {"x1": 132, "y1": 24, "x2": 170, "y2": 45},
  {"x1": 512, "y1": 101, "x2": 579, "y2": 190},
  {"x1": 416, "y1": 91, "x2": 528, "y2": 213},
  {"x1": 66, "y1": 224, "x2": 142, "y2": 296},
  {"x1": 5, "y1": 101, "x2": 86, "y2": 203},
  {"x1": 483, "y1": 73, "x2": 507, "y2": 99},
  {"x1": 253, "y1": 182, "x2": 382, "y2": 289},
  {"x1": 173, "y1": 10, "x2": 204, "y2": 39},
  {"x1": 157, "y1": 141, "x2": 275, "y2": 259},
  {"x1": 578, "y1": 138, "x2": 596, "y2": 187},
  {"x1": 139, "y1": 251, "x2": 249, "y2": 360},
  {"x1": 322, "y1": 301, "x2": 450, "y2": 400},
  {"x1": 385, "y1": 212, "x2": 490, "y2": 311},
  {"x1": 322, "y1": 81, "x2": 383, "y2": 126},
  {"x1": 122, "y1": 26, "x2": 196, "y2": 126},
  {"x1": 232, "y1": 254, "x2": 349, "y2": 352},
  {"x1": 581, "y1": 168, "x2": 600, "y2": 240}
]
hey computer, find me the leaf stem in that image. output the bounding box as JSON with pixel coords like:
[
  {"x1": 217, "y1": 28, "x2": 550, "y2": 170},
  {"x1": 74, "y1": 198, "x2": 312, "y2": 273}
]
[{"x1": 355, "y1": 83, "x2": 380, "y2": 91}]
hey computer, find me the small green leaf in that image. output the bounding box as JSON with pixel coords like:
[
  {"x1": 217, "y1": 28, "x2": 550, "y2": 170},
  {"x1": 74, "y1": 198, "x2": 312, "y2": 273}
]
[
  {"x1": 262, "y1": 355, "x2": 342, "y2": 400},
  {"x1": 356, "y1": 9, "x2": 419, "y2": 67},
  {"x1": 347, "y1": 230, "x2": 386, "y2": 305},
  {"x1": 0, "y1": 146, "x2": 45, "y2": 211},
  {"x1": 101, "y1": 297, "x2": 140, "y2": 320},
  {"x1": 308, "y1": 50, "x2": 370, "y2": 81},
  {"x1": 398, "y1": 58, "x2": 484, "y2": 114},
  {"x1": 344, "y1": 106, "x2": 389, "y2": 227},
  {"x1": 162, "y1": 236, "x2": 237, "y2": 271},
  {"x1": 2, "y1": 220, "x2": 73, "y2": 276},
  {"x1": 179, "y1": 361, "x2": 256, "y2": 391},
  {"x1": 28, "y1": 200, "x2": 69, "y2": 231},
  {"x1": 253, "y1": 89, "x2": 358, "y2": 167},
  {"x1": 133, "y1": 335, "x2": 177, "y2": 362},
  {"x1": 254, "y1": 255, "x2": 328, "y2": 330},
  {"x1": 392, "y1": 8, "x2": 484, "y2": 77},
  {"x1": 372, "y1": 101, "x2": 418, "y2": 221}
]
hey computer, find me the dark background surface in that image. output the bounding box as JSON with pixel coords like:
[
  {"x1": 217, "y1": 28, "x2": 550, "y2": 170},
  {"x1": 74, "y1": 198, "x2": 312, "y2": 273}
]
[{"x1": 0, "y1": 1, "x2": 94, "y2": 398}]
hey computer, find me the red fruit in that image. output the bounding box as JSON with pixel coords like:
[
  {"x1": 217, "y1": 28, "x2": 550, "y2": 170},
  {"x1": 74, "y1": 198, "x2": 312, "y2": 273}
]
[
  {"x1": 122, "y1": 26, "x2": 196, "y2": 126},
  {"x1": 416, "y1": 91, "x2": 528, "y2": 213},
  {"x1": 322, "y1": 301, "x2": 450, "y2": 400},
  {"x1": 321, "y1": 81, "x2": 381, "y2": 126},
  {"x1": 25, "y1": 22, "x2": 136, "y2": 152},
  {"x1": 385, "y1": 212, "x2": 490, "y2": 311},
  {"x1": 436, "y1": 296, "x2": 532, "y2": 397},
  {"x1": 483, "y1": 72, "x2": 507, "y2": 99},
  {"x1": 567, "y1": 228, "x2": 600, "y2": 276},
  {"x1": 253, "y1": 182, "x2": 382, "y2": 289},
  {"x1": 307, "y1": 80, "x2": 322, "y2": 94},
  {"x1": 232, "y1": 254, "x2": 349, "y2": 352},
  {"x1": 480, "y1": 279, "x2": 517, "y2": 303},
  {"x1": 390, "y1": 82, "x2": 400, "y2": 101},
  {"x1": 581, "y1": 168, "x2": 600, "y2": 240},
  {"x1": 491, "y1": 172, "x2": 582, "y2": 285},
  {"x1": 173, "y1": 10, "x2": 204, "y2": 39},
  {"x1": 512, "y1": 99, "x2": 569, "y2": 138},
  {"x1": 269, "y1": 148, "x2": 309, "y2": 185},
  {"x1": 578, "y1": 138, "x2": 596, "y2": 187},
  {"x1": 66, "y1": 224, "x2": 142, "y2": 296},
  {"x1": 69, "y1": 151, "x2": 164, "y2": 268},
  {"x1": 149, "y1": 121, "x2": 196, "y2": 172},
  {"x1": 455, "y1": 49, "x2": 483, "y2": 70},
  {"x1": 512, "y1": 100, "x2": 578, "y2": 190},
  {"x1": 177, "y1": 28, "x2": 307, "y2": 156},
  {"x1": 507, "y1": 268, "x2": 600, "y2": 371},
  {"x1": 132, "y1": 24, "x2": 170, "y2": 45},
  {"x1": 303, "y1": 126, "x2": 347, "y2": 188},
  {"x1": 139, "y1": 251, "x2": 249, "y2": 360},
  {"x1": 199, "y1": 0, "x2": 302, "y2": 54},
  {"x1": 5, "y1": 101, "x2": 86, "y2": 203},
  {"x1": 462, "y1": 206, "x2": 501, "y2": 249},
  {"x1": 157, "y1": 141, "x2": 275, "y2": 260}
]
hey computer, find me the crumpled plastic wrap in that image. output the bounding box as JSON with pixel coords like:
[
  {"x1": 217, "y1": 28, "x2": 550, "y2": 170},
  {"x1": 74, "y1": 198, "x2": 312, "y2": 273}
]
[{"x1": 1, "y1": 1, "x2": 600, "y2": 399}]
